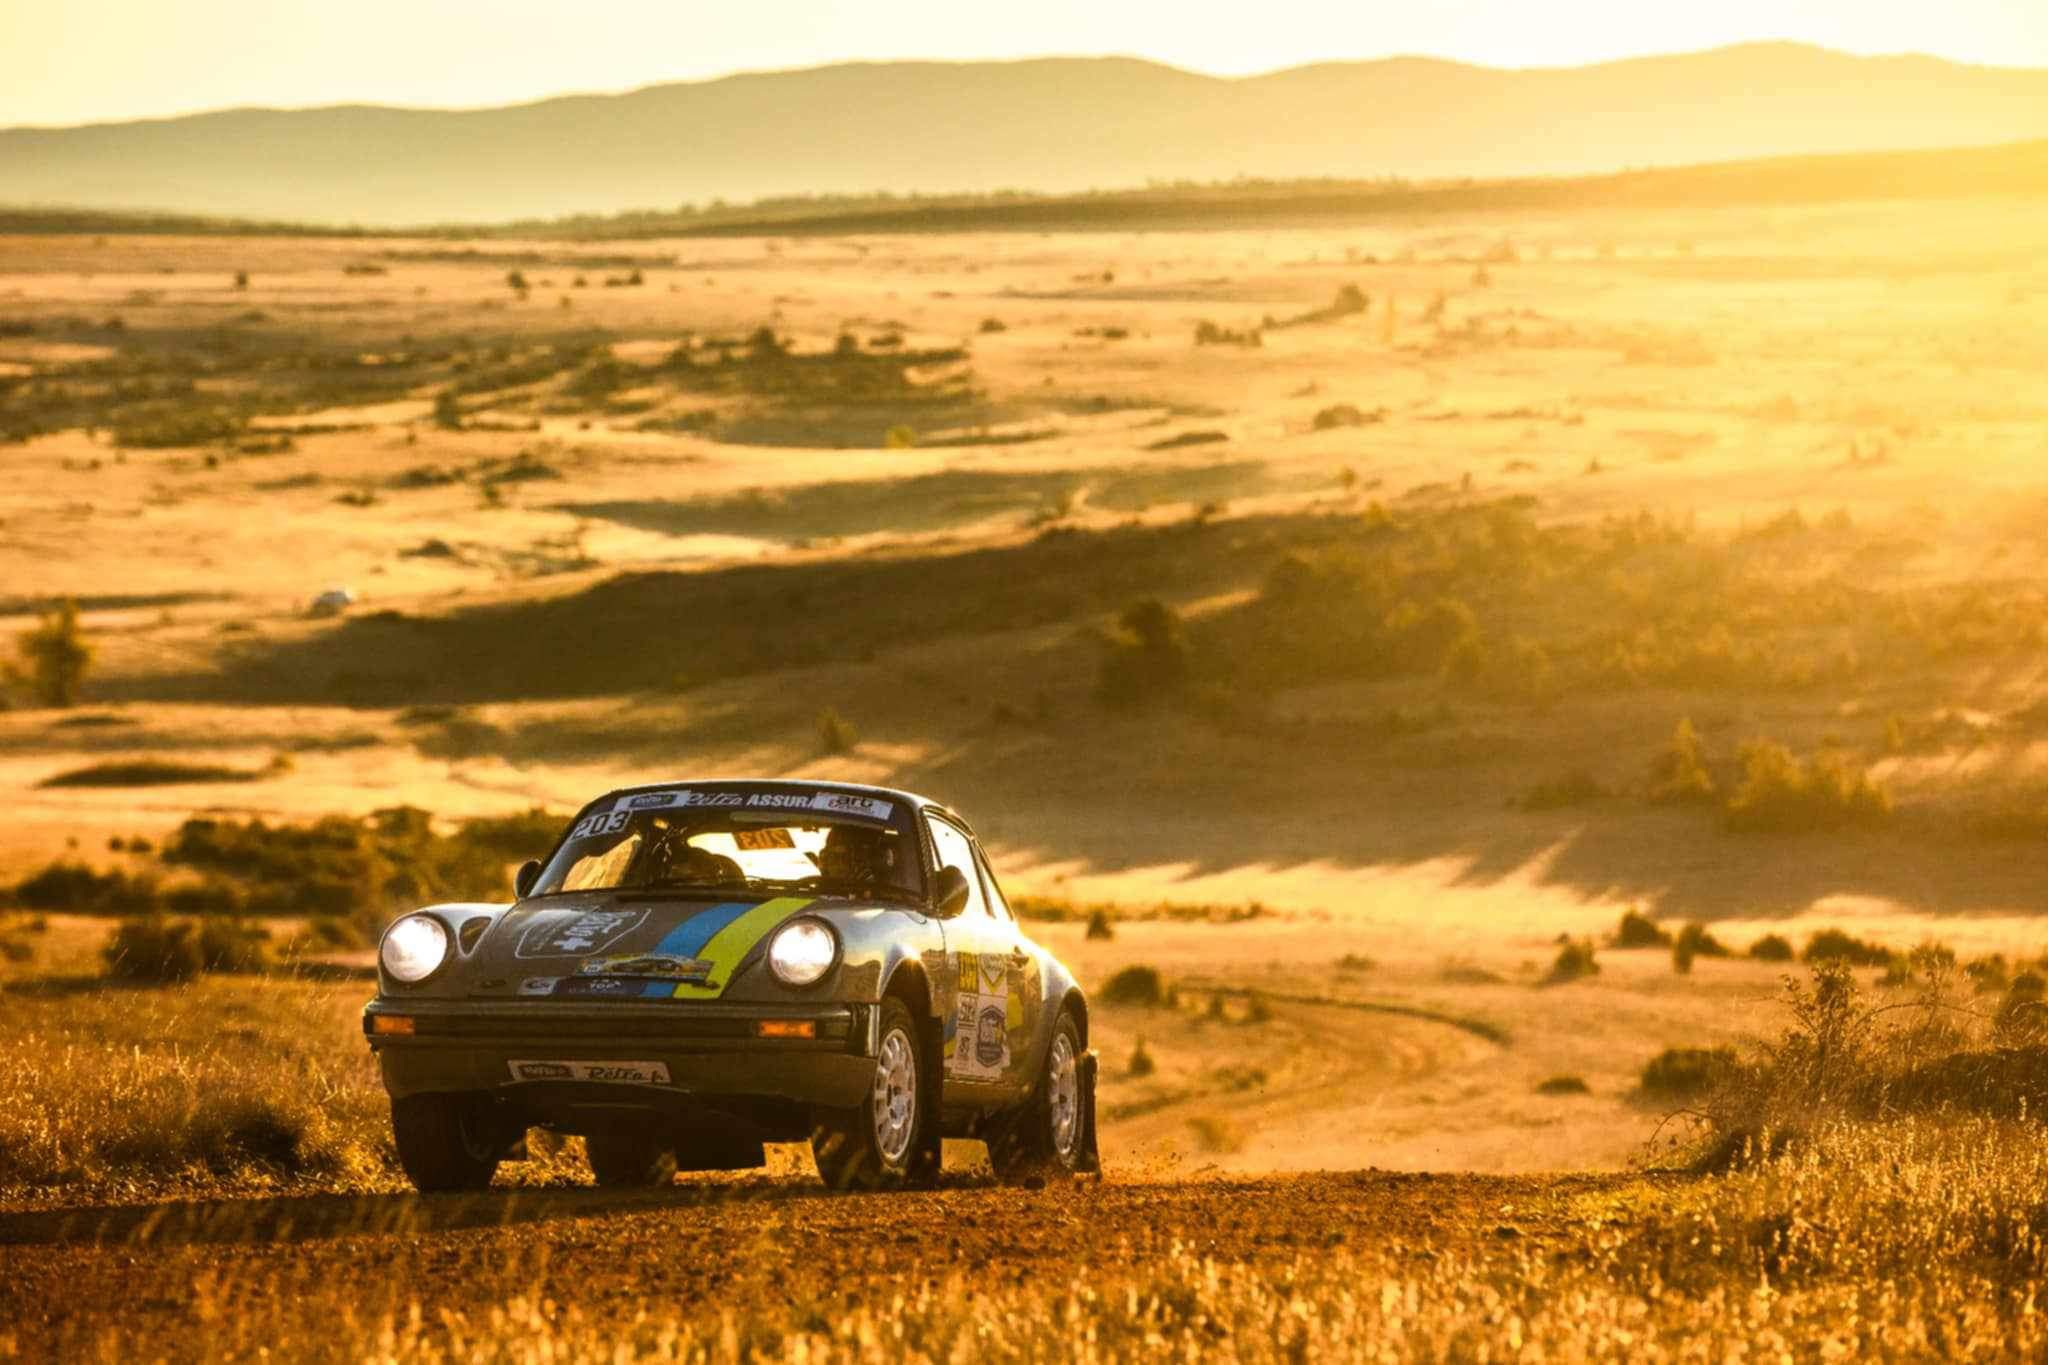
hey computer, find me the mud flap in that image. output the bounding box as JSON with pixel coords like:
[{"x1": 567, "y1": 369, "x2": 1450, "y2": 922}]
[
  {"x1": 911, "y1": 1011, "x2": 944, "y2": 1185},
  {"x1": 1076, "y1": 1048, "x2": 1102, "y2": 1175}
]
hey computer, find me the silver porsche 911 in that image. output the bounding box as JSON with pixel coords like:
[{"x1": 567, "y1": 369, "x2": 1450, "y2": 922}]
[{"x1": 363, "y1": 780, "x2": 1099, "y2": 1191}]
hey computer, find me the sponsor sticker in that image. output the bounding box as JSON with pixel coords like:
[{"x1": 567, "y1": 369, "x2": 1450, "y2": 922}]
[
  {"x1": 554, "y1": 975, "x2": 640, "y2": 996},
  {"x1": 507, "y1": 1060, "x2": 672, "y2": 1085},
  {"x1": 515, "y1": 908, "x2": 650, "y2": 959},
  {"x1": 946, "y1": 949, "x2": 1012, "y2": 1081},
  {"x1": 813, "y1": 792, "x2": 893, "y2": 821},
  {"x1": 575, "y1": 954, "x2": 712, "y2": 979},
  {"x1": 516, "y1": 976, "x2": 561, "y2": 996},
  {"x1": 974, "y1": 1005, "x2": 1007, "y2": 1068}
]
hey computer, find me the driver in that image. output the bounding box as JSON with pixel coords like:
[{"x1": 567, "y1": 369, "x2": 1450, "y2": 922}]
[
  {"x1": 641, "y1": 825, "x2": 743, "y2": 886},
  {"x1": 814, "y1": 823, "x2": 902, "y2": 887}
]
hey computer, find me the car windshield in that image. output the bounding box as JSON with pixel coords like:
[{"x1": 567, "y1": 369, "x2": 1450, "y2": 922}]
[{"x1": 531, "y1": 786, "x2": 924, "y2": 901}]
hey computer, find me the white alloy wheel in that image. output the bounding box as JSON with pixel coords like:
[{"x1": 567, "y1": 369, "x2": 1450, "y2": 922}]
[
  {"x1": 1047, "y1": 1031, "x2": 1080, "y2": 1161},
  {"x1": 872, "y1": 1025, "x2": 918, "y2": 1163}
]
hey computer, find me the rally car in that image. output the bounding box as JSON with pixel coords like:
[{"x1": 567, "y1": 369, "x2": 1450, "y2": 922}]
[{"x1": 363, "y1": 780, "x2": 1099, "y2": 1192}]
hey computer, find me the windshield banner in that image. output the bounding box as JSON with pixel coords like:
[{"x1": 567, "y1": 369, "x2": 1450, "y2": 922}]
[{"x1": 606, "y1": 789, "x2": 894, "y2": 822}]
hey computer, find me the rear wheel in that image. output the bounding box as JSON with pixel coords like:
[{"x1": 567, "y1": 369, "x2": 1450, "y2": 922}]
[
  {"x1": 392, "y1": 1093, "x2": 502, "y2": 1193},
  {"x1": 585, "y1": 1131, "x2": 678, "y2": 1187},
  {"x1": 812, "y1": 996, "x2": 933, "y2": 1190},
  {"x1": 986, "y1": 1008, "x2": 1085, "y2": 1183}
]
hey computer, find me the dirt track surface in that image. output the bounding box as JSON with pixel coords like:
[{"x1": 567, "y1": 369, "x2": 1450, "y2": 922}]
[{"x1": 0, "y1": 1170, "x2": 1643, "y2": 1356}]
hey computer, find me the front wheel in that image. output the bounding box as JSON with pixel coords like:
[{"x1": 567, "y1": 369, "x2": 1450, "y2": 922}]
[
  {"x1": 986, "y1": 1008, "x2": 1087, "y2": 1183},
  {"x1": 392, "y1": 1093, "x2": 502, "y2": 1193},
  {"x1": 812, "y1": 996, "x2": 934, "y2": 1190}
]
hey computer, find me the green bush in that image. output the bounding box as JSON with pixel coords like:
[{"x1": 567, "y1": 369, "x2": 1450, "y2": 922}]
[
  {"x1": 162, "y1": 878, "x2": 247, "y2": 916},
  {"x1": 1993, "y1": 975, "x2": 2048, "y2": 1047},
  {"x1": 1613, "y1": 909, "x2": 1672, "y2": 949},
  {"x1": 1535, "y1": 1075, "x2": 1590, "y2": 1095},
  {"x1": 1085, "y1": 909, "x2": 1115, "y2": 941},
  {"x1": 39, "y1": 759, "x2": 262, "y2": 788},
  {"x1": 1722, "y1": 741, "x2": 1891, "y2": 833},
  {"x1": 1676, "y1": 922, "x2": 1731, "y2": 959},
  {"x1": 1126, "y1": 1037, "x2": 1156, "y2": 1078},
  {"x1": 10, "y1": 601, "x2": 93, "y2": 708},
  {"x1": 1803, "y1": 928, "x2": 1891, "y2": 967},
  {"x1": 1384, "y1": 597, "x2": 1478, "y2": 673},
  {"x1": 1749, "y1": 933, "x2": 1795, "y2": 962},
  {"x1": 1101, "y1": 965, "x2": 1169, "y2": 1007},
  {"x1": 455, "y1": 808, "x2": 565, "y2": 861},
  {"x1": 1648, "y1": 718, "x2": 1716, "y2": 805},
  {"x1": 1545, "y1": 939, "x2": 1599, "y2": 985},
  {"x1": 157, "y1": 807, "x2": 537, "y2": 931},
  {"x1": 1673, "y1": 935, "x2": 1697, "y2": 975},
  {"x1": 817, "y1": 708, "x2": 858, "y2": 755},
  {"x1": 1640, "y1": 1046, "x2": 1739, "y2": 1102},
  {"x1": 103, "y1": 916, "x2": 204, "y2": 982},
  {"x1": 111, "y1": 404, "x2": 245, "y2": 449},
  {"x1": 1880, "y1": 941, "x2": 1957, "y2": 988},
  {"x1": 196, "y1": 918, "x2": 272, "y2": 974},
  {"x1": 1965, "y1": 955, "x2": 2011, "y2": 994},
  {"x1": 15, "y1": 862, "x2": 158, "y2": 913},
  {"x1": 307, "y1": 915, "x2": 363, "y2": 949},
  {"x1": 1194, "y1": 320, "x2": 1261, "y2": 347}
]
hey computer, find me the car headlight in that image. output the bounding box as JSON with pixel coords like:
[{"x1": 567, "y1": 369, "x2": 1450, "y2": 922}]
[
  {"x1": 767, "y1": 918, "x2": 838, "y2": 988},
  {"x1": 380, "y1": 913, "x2": 450, "y2": 984}
]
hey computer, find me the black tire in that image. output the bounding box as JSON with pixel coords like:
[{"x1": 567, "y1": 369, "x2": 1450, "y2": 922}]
[
  {"x1": 392, "y1": 1093, "x2": 502, "y2": 1193},
  {"x1": 812, "y1": 996, "x2": 935, "y2": 1191},
  {"x1": 987, "y1": 1007, "x2": 1085, "y2": 1184},
  {"x1": 585, "y1": 1131, "x2": 678, "y2": 1187}
]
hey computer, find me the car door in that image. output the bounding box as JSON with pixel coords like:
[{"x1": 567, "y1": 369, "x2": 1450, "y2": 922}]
[
  {"x1": 971, "y1": 837, "x2": 1045, "y2": 1097},
  {"x1": 927, "y1": 814, "x2": 1028, "y2": 1104}
]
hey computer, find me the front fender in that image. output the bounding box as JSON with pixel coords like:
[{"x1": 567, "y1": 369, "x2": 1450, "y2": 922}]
[{"x1": 372, "y1": 901, "x2": 511, "y2": 999}]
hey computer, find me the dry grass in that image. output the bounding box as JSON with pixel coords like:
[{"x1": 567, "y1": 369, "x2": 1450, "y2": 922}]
[
  {"x1": 0, "y1": 975, "x2": 393, "y2": 1198},
  {"x1": 7, "y1": 1119, "x2": 2048, "y2": 1359}
]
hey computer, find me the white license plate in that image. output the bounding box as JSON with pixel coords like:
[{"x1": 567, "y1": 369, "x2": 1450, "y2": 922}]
[{"x1": 507, "y1": 1059, "x2": 672, "y2": 1085}]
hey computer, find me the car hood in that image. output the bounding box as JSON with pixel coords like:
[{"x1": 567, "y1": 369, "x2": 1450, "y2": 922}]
[{"x1": 466, "y1": 892, "x2": 851, "y2": 1001}]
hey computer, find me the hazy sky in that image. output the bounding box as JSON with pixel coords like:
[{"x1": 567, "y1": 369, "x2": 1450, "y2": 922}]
[{"x1": 5, "y1": 0, "x2": 2045, "y2": 127}]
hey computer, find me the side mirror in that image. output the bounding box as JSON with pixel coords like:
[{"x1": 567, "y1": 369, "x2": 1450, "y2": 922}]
[
  {"x1": 513, "y1": 859, "x2": 542, "y2": 900},
  {"x1": 932, "y1": 865, "x2": 970, "y2": 918}
]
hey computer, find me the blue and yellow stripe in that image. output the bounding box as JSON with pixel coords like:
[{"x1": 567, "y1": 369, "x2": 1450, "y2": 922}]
[{"x1": 552, "y1": 897, "x2": 817, "y2": 999}]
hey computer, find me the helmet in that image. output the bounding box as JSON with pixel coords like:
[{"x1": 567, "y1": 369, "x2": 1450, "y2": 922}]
[{"x1": 817, "y1": 823, "x2": 897, "y2": 883}]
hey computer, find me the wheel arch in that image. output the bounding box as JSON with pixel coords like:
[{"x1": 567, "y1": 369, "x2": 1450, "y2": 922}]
[
  {"x1": 881, "y1": 954, "x2": 933, "y2": 1018},
  {"x1": 1060, "y1": 988, "x2": 1090, "y2": 1049}
]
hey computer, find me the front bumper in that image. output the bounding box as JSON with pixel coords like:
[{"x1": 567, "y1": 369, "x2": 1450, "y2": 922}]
[{"x1": 363, "y1": 998, "x2": 877, "y2": 1110}]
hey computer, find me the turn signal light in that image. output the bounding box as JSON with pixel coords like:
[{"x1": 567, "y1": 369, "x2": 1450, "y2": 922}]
[
  {"x1": 756, "y1": 1019, "x2": 816, "y2": 1040},
  {"x1": 371, "y1": 1015, "x2": 415, "y2": 1036}
]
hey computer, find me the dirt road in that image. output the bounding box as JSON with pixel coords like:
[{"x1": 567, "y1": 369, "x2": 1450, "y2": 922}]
[{"x1": 0, "y1": 1168, "x2": 1649, "y2": 1358}]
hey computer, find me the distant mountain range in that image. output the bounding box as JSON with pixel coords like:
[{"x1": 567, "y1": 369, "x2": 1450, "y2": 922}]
[{"x1": 5, "y1": 43, "x2": 2048, "y2": 227}]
